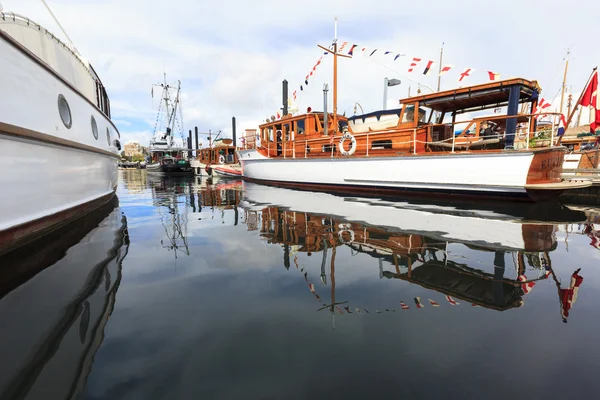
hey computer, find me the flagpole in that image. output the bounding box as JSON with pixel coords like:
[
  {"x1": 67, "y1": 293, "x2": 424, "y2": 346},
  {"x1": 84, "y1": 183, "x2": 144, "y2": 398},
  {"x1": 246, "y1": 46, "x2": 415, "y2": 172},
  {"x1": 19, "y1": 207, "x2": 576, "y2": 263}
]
[
  {"x1": 559, "y1": 49, "x2": 570, "y2": 116},
  {"x1": 333, "y1": 17, "x2": 338, "y2": 137},
  {"x1": 559, "y1": 66, "x2": 597, "y2": 145},
  {"x1": 437, "y1": 42, "x2": 444, "y2": 92},
  {"x1": 566, "y1": 67, "x2": 597, "y2": 127}
]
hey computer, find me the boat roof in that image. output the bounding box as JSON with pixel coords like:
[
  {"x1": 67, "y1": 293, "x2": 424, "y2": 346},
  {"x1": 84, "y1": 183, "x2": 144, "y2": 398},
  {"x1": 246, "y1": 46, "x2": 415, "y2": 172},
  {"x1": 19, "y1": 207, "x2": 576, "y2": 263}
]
[{"x1": 399, "y1": 78, "x2": 541, "y2": 113}]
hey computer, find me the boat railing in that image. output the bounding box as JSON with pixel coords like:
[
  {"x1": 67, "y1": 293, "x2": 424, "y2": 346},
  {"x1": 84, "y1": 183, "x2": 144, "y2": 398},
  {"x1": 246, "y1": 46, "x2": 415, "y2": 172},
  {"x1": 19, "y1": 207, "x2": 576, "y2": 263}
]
[
  {"x1": 0, "y1": 11, "x2": 91, "y2": 70},
  {"x1": 259, "y1": 112, "x2": 565, "y2": 158}
]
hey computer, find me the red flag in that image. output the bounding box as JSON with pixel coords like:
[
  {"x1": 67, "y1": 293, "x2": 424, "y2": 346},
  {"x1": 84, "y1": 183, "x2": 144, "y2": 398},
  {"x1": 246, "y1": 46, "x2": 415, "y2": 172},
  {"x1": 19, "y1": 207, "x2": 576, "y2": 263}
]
[
  {"x1": 408, "y1": 57, "x2": 422, "y2": 72},
  {"x1": 347, "y1": 44, "x2": 358, "y2": 56},
  {"x1": 439, "y1": 65, "x2": 452, "y2": 75},
  {"x1": 458, "y1": 68, "x2": 473, "y2": 82},
  {"x1": 423, "y1": 60, "x2": 435, "y2": 75},
  {"x1": 487, "y1": 71, "x2": 500, "y2": 81},
  {"x1": 580, "y1": 70, "x2": 600, "y2": 134}
]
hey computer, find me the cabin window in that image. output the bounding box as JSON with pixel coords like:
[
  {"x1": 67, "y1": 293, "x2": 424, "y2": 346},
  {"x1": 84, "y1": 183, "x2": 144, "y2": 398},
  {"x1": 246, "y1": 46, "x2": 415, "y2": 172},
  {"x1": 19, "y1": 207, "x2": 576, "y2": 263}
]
[
  {"x1": 401, "y1": 106, "x2": 416, "y2": 123},
  {"x1": 268, "y1": 127, "x2": 274, "y2": 142},
  {"x1": 339, "y1": 120, "x2": 348, "y2": 132},
  {"x1": 106, "y1": 127, "x2": 111, "y2": 145},
  {"x1": 90, "y1": 115, "x2": 98, "y2": 139},
  {"x1": 296, "y1": 120, "x2": 305, "y2": 135},
  {"x1": 58, "y1": 94, "x2": 72, "y2": 129},
  {"x1": 371, "y1": 140, "x2": 392, "y2": 150},
  {"x1": 284, "y1": 123, "x2": 291, "y2": 141}
]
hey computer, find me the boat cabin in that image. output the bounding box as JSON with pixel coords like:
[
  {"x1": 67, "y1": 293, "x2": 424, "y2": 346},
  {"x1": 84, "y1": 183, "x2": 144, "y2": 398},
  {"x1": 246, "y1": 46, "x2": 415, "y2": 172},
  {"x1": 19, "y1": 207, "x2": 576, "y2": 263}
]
[
  {"x1": 197, "y1": 138, "x2": 239, "y2": 165},
  {"x1": 255, "y1": 78, "x2": 554, "y2": 159}
]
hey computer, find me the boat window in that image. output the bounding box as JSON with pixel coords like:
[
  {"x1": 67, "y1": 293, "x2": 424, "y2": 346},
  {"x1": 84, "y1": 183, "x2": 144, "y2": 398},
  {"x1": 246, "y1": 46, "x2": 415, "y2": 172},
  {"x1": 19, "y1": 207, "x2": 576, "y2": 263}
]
[
  {"x1": 339, "y1": 119, "x2": 348, "y2": 132},
  {"x1": 296, "y1": 119, "x2": 305, "y2": 135},
  {"x1": 371, "y1": 140, "x2": 392, "y2": 150},
  {"x1": 90, "y1": 115, "x2": 98, "y2": 139},
  {"x1": 402, "y1": 106, "x2": 416, "y2": 123},
  {"x1": 268, "y1": 127, "x2": 274, "y2": 142},
  {"x1": 106, "y1": 127, "x2": 111, "y2": 145},
  {"x1": 58, "y1": 94, "x2": 72, "y2": 129}
]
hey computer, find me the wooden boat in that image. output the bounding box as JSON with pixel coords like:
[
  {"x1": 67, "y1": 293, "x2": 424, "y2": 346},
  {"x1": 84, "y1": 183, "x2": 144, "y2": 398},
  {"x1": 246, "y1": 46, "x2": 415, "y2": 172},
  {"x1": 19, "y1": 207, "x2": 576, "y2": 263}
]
[
  {"x1": 196, "y1": 137, "x2": 242, "y2": 177},
  {"x1": 0, "y1": 7, "x2": 121, "y2": 255},
  {"x1": 238, "y1": 36, "x2": 591, "y2": 202}
]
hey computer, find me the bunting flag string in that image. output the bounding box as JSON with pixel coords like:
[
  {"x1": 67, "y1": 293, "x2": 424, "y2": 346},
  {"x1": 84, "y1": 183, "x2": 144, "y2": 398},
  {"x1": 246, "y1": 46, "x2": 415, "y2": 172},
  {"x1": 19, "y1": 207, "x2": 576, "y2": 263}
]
[{"x1": 408, "y1": 57, "x2": 421, "y2": 73}]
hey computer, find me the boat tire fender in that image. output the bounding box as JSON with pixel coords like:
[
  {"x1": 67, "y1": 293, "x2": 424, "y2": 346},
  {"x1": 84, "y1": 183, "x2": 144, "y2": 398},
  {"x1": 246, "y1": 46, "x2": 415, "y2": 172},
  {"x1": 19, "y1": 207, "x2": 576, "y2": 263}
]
[{"x1": 339, "y1": 133, "x2": 356, "y2": 156}]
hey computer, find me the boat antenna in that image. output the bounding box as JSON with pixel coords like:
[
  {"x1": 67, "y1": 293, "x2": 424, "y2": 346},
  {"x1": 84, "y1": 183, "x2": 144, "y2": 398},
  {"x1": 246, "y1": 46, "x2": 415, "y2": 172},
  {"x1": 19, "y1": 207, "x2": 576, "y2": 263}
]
[{"x1": 40, "y1": 0, "x2": 78, "y2": 53}]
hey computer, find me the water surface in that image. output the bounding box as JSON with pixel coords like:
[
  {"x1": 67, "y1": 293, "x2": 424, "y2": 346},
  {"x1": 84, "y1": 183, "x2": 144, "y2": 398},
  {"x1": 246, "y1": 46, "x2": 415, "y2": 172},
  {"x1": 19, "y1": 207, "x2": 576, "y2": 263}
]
[{"x1": 2, "y1": 169, "x2": 600, "y2": 400}]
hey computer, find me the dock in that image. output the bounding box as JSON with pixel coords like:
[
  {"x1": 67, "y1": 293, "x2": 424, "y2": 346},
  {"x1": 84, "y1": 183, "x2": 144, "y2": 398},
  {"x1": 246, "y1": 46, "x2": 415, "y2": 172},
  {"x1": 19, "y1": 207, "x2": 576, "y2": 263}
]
[{"x1": 560, "y1": 168, "x2": 600, "y2": 205}]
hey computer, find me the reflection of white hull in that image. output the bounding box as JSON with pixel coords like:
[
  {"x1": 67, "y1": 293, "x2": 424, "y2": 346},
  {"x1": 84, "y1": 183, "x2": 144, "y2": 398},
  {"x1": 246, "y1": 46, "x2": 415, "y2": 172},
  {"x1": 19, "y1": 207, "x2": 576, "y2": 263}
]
[
  {"x1": 0, "y1": 206, "x2": 128, "y2": 399},
  {"x1": 240, "y1": 182, "x2": 569, "y2": 251}
]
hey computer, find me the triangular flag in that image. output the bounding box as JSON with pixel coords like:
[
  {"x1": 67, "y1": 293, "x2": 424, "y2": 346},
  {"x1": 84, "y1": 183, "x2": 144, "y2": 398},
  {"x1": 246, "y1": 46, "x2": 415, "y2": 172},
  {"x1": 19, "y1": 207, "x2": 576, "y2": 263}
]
[
  {"x1": 439, "y1": 65, "x2": 452, "y2": 75},
  {"x1": 384, "y1": 51, "x2": 392, "y2": 55},
  {"x1": 487, "y1": 71, "x2": 500, "y2": 81},
  {"x1": 369, "y1": 49, "x2": 378, "y2": 57},
  {"x1": 408, "y1": 57, "x2": 422, "y2": 73},
  {"x1": 423, "y1": 60, "x2": 435, "y2": 75},
  {"x1": 348, "y1": 44, "x2": 358, "y2": 56},
  {"x1": 394, "y1": 54, "x2": 404, "y2": 61}
]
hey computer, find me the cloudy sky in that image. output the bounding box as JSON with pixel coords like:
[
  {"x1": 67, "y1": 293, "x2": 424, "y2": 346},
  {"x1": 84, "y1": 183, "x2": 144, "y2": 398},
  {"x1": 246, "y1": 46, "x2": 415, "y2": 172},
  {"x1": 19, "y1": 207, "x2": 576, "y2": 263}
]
[{"x1": 4, "y1": 0, "x2": 599, "y2": 147}]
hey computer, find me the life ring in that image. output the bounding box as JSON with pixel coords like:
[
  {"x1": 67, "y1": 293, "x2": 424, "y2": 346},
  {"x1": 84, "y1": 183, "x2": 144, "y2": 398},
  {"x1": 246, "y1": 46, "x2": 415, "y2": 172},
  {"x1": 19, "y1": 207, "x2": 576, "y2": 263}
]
[
  {"x1": 338, "y1": 223, "x2": 355, "y2": 243},
  {"x1": 219, "y1": 155, "x2": 225, "y2": 164},
  {"x1": 338, "y1": 132, "x2": 356, "y2": 156}
]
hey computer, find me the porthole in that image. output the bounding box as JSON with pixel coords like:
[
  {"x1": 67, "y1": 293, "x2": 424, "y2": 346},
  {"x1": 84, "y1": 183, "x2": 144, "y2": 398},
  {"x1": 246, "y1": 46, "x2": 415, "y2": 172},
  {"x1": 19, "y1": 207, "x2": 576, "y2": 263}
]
[
  {"x1": 91, "y1": 116, "x2": 98, "y2": 140},
  {"x1": 106, "y1": 127, "x2": 111, "y2": 146},
  {"x1": 58, "y1": 94, "x2": 72, "y2": 129}
]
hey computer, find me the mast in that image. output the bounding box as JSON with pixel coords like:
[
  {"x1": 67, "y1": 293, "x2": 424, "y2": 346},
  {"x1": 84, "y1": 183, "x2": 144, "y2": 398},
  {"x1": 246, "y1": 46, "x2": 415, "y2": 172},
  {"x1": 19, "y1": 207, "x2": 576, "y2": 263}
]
[
  {"x1": 437, "y1": 42, "x2": 444, "y2": 92},
  {"x1": 333, "y1": 17, "x2": 338, "y2": 137},
  {"x1": 559, "y1": 49, "x2": 570, "y2": 116},
  {"x1": 317, "y1": 18, "x2": 350, "y2": 138}
]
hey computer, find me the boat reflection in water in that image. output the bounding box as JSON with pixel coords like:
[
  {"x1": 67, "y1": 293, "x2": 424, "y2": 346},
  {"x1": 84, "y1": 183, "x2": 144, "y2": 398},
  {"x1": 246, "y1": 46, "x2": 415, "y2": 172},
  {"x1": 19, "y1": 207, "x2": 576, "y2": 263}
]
[
  {"x1": 0, "y1": 197, "x2": 129, "y2": 400},
  {"x1": 240, "y1": 182, "x2": 587, "y2": 325}
]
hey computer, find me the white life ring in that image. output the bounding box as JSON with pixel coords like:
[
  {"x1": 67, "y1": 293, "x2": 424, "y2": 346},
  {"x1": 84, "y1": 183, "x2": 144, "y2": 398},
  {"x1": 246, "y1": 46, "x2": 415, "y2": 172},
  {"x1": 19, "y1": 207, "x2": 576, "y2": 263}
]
[
  {"x1": 219, "y1": 155, "x2": 225, "y2": 164},
  {"x1": 338, "y1": 132, "x2": 356, "y2": 156},
  {"x1": 338, "y1": 223, "x2": 355, "y2": 243}
]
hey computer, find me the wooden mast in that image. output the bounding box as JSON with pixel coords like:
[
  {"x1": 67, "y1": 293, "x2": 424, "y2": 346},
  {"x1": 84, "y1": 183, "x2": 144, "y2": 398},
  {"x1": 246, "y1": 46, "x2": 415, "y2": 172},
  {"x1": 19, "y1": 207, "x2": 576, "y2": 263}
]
[
  {"x1": 559, "y1": 49, "x2": 570, "y2": 116},
  {"x1": 318, "y1": 18, "x2": 351, "y2": 139}
]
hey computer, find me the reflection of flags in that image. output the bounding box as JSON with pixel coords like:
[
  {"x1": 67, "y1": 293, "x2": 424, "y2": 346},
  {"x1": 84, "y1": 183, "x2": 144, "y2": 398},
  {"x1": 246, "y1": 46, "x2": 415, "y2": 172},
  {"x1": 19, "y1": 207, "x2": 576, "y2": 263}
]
[
  {"x1": 518, "y1": 275, "x2": 536, "y2": 294},
  {"x1": 400, "y1": 301, "x2": 410, "y2": 310},
  {"x1": 560, "y1": 269, "x2": 584, "y2": 320},
  {"x1": 344, "y1": 306, "x2": 352, "y2": 313},
  {"x1": 423, "y1": 60, "x2": 435, "y2": 75},
  {"x1": 428, "y1": 299, "x2": 440, "y2": 307},
  {"x1": 308, "y1": 284, "x2": 315, "y2": 293},
  {"x1": 414, "y1": 297, "x2": 424, "y2": 308},
  {"x1": 445, "y1": 295, "x2": 459, "y2": 305},
  {"x1": 355, "y1": 308, "x2": 362, "y2": 314}
]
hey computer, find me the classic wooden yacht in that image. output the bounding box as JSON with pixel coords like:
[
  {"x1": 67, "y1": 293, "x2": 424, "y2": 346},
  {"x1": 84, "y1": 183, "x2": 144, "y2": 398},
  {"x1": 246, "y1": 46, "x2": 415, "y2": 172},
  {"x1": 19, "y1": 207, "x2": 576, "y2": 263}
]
[
  {"x1": 196, "y1": 137, "x2": 242, "y2": 178},
  {"x1": 238, "y1": 36, "x2": 591, "y2": 202},
  {"x1": 0, "y1": 5, "x2": 121, "y2": 256},
  {"x1": 146, "y1": 75, "x2": 193, "y2": 175}
]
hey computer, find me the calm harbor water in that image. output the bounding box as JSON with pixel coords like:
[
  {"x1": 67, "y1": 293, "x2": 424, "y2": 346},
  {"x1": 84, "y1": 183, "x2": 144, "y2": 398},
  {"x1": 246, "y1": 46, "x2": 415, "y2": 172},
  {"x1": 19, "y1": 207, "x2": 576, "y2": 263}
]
[{"x1": 2, "y1": 169, "x2": 600, "y2": 399}]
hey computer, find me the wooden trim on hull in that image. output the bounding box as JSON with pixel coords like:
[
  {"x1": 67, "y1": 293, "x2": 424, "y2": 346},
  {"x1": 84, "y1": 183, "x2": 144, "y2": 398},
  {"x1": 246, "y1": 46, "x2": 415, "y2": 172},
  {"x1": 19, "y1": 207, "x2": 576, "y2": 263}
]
[
  {"x1": 0, "y1": 29, "x2": 121, "y2": 135},
  {"x1": 0, "y1": 121, "x2": 119, "y2": 160},
  {"x1": 242, "y1": 177, "x2": 540, "y2": 202},
  {"x1": 0, "y1": 192, "x2": 117, "y2": 257}
]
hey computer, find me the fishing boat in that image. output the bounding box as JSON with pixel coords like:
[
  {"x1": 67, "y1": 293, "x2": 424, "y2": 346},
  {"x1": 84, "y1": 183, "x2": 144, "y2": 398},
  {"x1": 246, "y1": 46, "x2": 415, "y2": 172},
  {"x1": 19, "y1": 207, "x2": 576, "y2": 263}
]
[
  {"x1": 238, "y1": 27, "x2": 591, "y2": 202},
  {"x1": 0, "y1": 5, "x2": 121, "y2": 256},
  {"x1": 146, "y1": 75, "x2": 193, "y2": 175}
]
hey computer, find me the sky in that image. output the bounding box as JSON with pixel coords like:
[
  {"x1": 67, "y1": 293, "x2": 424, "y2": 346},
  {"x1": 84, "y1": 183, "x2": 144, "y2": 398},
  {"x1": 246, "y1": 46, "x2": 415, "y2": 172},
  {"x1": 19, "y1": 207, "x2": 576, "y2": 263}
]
[{"x1": 3, "y1": 0, "x2": 599, "y2": 147}]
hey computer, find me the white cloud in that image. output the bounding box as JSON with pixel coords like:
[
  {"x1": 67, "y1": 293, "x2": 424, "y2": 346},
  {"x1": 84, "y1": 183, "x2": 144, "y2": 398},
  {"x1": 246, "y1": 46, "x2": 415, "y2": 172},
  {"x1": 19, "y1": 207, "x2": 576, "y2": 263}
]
[{"x1": 5, "y1": 0, "x2": 599, "y2": 147}]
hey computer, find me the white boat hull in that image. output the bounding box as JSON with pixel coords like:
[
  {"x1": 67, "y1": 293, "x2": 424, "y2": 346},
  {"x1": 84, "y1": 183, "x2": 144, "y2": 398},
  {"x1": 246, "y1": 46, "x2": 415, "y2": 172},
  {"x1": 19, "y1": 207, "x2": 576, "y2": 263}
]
[
  {"x1": 238, "y1": 148, "x2": 570, "y2": 201},
  {"x1": 0, "y1": 23, "x2": 119, "y2": 253}
]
